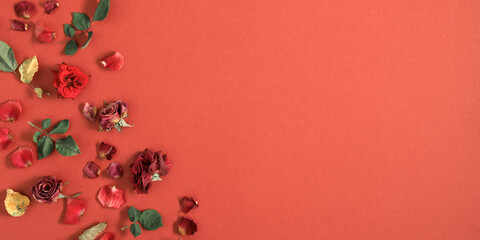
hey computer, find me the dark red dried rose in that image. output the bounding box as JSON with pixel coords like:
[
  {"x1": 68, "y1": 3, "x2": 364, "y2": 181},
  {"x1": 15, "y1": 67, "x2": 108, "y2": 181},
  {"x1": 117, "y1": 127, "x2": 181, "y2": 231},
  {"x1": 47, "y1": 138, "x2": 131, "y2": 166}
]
[
  {"x1": 52, "y1": 63, "x2": 89, "y2": 99},
  {"x1": 31, "y1": 175, "x2": 63, "y2": 203},
  {"x1": 98, "y1": 101, "x2": 128, "y2": 132},
  {"x1": 128, "y1": 149, "x2": 172, "y2": 194}
]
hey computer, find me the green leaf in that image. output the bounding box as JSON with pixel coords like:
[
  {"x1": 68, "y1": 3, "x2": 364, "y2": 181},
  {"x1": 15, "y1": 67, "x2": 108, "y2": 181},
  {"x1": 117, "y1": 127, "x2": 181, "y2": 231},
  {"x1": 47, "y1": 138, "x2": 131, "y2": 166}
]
[
  {"x1": 93, "y1": 0, "x2": 110, "y2": 21},
  {"x1": 151, "y1": 173, "x2": 162, "y2": 182},
  {"x1": 139, "y1": 209, "x2": 163, "y2": 230},
  {"x1": 81, "y1": 31, "x2": 93, "y2": 49},
  {"x1": 33, "y1": 131, "x2": 42, "y2": 143},
  {"x1": 55, "y1": 136, "x2": 80, "y2": 157},
  {"x1": 65, "y1": 40, "x2": 78, "y2": 55},
  {"x1": 128, "y1": 206, "x2": 142, "y2": 222},
  {"x1": 0, "y1": 41, "x2": 18, "y2": 72},
  {"x1": 130, "y1": 223, "x2": 141, "y2": 238},
  {"x1": 72, "y1": 12, "x2": 91, "y2": 30},
  {"x1": 63, "y1": 24, "x2": 75, "y2": 38},
  {"x1": 42, "y1": 119, "x2": 51, "y2": 129},
  {"x1": 34, "y1": 88, "x2": 43, "y2": 98},
  {"x1": 49, "y1": 119, "x2": 69, "y2": 134},
  {"x1": 37, "y1": 136, "x2": 54, "y2": 159}
]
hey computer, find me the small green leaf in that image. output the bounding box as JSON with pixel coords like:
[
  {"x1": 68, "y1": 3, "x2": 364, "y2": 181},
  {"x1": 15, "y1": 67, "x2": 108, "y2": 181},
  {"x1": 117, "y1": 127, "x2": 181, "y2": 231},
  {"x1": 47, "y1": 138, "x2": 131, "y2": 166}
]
[
  {"x1": 63, "y1": 24, "x2": 75, "y2": 38},
  {"x1": 49, "y1": 119, "x2": 69, "y2": 134},
  {"x1": 93, "y1": 0, "x2": 110, "y2": 21},
  {"x1": 114, "y1": 124, "x2": 122, "y2": 132},
  {"x1": 81, "y1": 31, "x2": 93, "y2": 49},
  {"x1": 42, "y1": 119, "x2": 51, "y2": 129},
  {"x1": 117, "y1": 119, "x2": 132, "y2": 127},
  {"x1": 151, "y1": 173, "x2": 162, "y2": 182},
  {"x1": 65, "y1": 40, "x2": 78, "y2": 55},
  {"x1": 34, "y1": 88, "x2": 43, "y2": 98},
  {"x1": 37, "y1": 136, "x2": 54, "y2": 159},
  {"x1": 0, "y1": 41, "x2": 18, "y2": 72},
  {"x1": 139, "y1": 209, "x2": 163, "y2": 230},
  {"x1": 128, "y1": 206, "x2": 142, "y2": 222},
  {"x1": 130, "y1": 223, "x2": 141, "y2": 238},
  {"x1": 33, "y1": 131, "x2": 42, "y2": 143},
  {"x1": 55, "y1": 136, "x2": 80, "y2": 157},
  {"x1": 72, "y1": 12, "x2": 91, "y2": 30}
]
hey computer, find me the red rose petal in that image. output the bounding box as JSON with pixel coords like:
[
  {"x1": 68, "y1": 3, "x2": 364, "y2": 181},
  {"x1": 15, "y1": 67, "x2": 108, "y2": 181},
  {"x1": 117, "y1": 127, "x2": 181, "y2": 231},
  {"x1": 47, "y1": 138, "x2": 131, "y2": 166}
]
[
  {"x1": 98, "y1": 142, "x2": 117, "y2": 160},
  {"x1": 0, "y1": 100, "x2": 22, "y2": 122},
  {"x1": 98, "y1": 232, "x2": 115, "y2": 240},
  {"x1": 0, "y1": 128, "x2": 14, "y2": 151},
  {"x1": 15, "y1": 1, "x2": 36, "y2": 19},
  {"x1": 179, "y1": 196, "x2": 199, "y2": 214},
  {"x1": 35, "y1": 21, "x2": 56, "y2": 43},
  {"x1": 83, "y1": 161, "x2": 100, "y2": 178},
  {"x1": 11, "y1": 20, "x2": 28, "y2": 31},
  {"x1": 100, "y1": 52, "x2": 124, "y2": 71},
  {"x1": 44, "y1": 0, "x2": 59, "y2": 14},
  {"x1": 63, "y1": 198, "x2": 86, "y2": 224},
  {"x1": 97, "y1": 185, "x2": 126, "y2": 208},
  {"x1": 9, "y1": 146, "x2": 34, "y2": 168},
  {"x1": 107, "y1": 162, "x2": 123, "y2": 179},
  {"x1": 178, "y1": 216, "x2": 198, "y2": 236}
]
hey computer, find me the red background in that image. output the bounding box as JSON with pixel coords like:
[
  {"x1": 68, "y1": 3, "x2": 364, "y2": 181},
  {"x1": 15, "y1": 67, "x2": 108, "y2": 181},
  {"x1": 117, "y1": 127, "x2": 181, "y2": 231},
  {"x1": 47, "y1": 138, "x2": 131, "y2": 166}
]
[{"x1": 1, "y1": 0, "x2": 480, "y2": 239}]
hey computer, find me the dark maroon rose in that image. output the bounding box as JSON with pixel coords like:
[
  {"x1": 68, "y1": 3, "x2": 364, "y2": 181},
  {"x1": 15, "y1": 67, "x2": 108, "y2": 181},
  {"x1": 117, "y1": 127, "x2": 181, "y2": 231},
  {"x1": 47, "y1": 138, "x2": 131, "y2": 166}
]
[
  {"x1": 129, "y1": 149, "x2": 172, "y2": 194},
  {"x1": 31, "y1": 175, "x2": 63, "y2": 203},
  {"x1": 99, "y1": 100, "x2": 128, "y2": 132}
]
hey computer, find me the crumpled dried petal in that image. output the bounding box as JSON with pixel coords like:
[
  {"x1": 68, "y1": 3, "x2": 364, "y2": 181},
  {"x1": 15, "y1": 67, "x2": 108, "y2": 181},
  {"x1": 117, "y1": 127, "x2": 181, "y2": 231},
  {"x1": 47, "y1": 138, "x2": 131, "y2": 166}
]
[
  {"x1": 78, "y1": 222, "x2": 107, "y2": 240},
  {"x1": 98, "y1": 142, "x2": 116, "y2": 160},
  {"x1": 97, "y1": 185, "x2": 126, "y2": 208},
  {"x1": 83, "y1": 161, "x2": 100, "y2": 178},
  {"x1": 0, "y1": 128, "x2": 14, "y2": 150},
  {"x1": 82, "y1": 103, "x2": 97, "y2": 121},
  {"x1": 98, "y1": 232, "x2": 115, "y2": 240},
  {"x1": 44, "y1": 0, "x2": 59, "y2": 14},
  {"x1": 11, "y1": 20, "x2": 28, "y2": 31},
  {"x1": 63, "y1": 198, "x2": 86, "y2": 224},
  {"x1": 180, "y1": 196, "x2": 199, "y2": 213},
  {"x1": 100, "y1": 52, "x2": 124, "y2": 71},
  {"x1": 107, "y1": 162, "x2": 123, "y2": 179},
  {"x1": 9, "y1": 146, "x2": 34, "y2": 168},
  {"x1": 178, "y1": 216, "x2": 198, "y2": 236},
  {"x1": 75, "y1": 32, "x2": 90, "y2": 48},
  {"x1": 35, "y1": 21, "x2": 56, "y2": 43},
  {"x1": 4, "y1": 189, "x2": 30, "y2": 217},
  {"x1": 0, "y1": 100, "x2": 22, "y2": 122},
  {"x1": 15, "y1": 1, "x2": 36, "y2": 19}
]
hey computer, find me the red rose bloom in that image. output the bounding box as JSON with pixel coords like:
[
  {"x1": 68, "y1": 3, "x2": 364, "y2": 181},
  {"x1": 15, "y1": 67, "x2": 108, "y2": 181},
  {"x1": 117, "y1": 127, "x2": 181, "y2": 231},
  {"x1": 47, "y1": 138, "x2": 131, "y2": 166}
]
[
  {"x1": 52, "y1": 64, "x2": 89, "y2": 99},
  {"x1": 129, "y1": 149, "x2": 172, "y2": 194}
]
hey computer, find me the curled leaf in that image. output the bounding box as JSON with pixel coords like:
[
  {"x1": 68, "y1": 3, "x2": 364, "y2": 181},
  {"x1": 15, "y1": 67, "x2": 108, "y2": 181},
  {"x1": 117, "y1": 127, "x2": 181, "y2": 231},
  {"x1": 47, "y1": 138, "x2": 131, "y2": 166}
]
[
  {"x1": 4, "y1": 189, "x2": 30, "y2": 217},
  {"x1": 63, "y1": 198, "x2": 86, "y2": 224},
  {"x1": 180, "y1": 196, "x2": 199, "y2": 213},
  {"x1": 0, "y1": 100, "x2": 22, "y2": 122},
  {"x1": 78, "y1": 222, "x2": 107, "y2": 240},
  {"x1": 9, "y1": 146, "x2": 34, "y2": 168},
  {"x1": 97, "y1": 185, "x2": 125, "y2": 208},
  {"x1": 19, "y1": 55, "x2": 39, "y2": 83}
]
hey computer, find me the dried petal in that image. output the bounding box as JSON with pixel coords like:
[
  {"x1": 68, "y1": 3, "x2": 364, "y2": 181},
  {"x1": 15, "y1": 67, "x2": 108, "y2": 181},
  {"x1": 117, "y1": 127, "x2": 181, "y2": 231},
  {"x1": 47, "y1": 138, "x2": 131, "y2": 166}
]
[
  {"x1": 98, "y1": 232, "x2": 115, "y2": 240},
  {"x1": 4, "y1": 189, "x2": 30, "y2": 217},
  {"x1": 63, "y1": 198, "x2": 86, "y2": 224},
  {"x1": 178, "y1": 216, "x2": 198, "y2": 236},
  {"x1": 15, "y1": 1, "x2": 36, "y2": 19},
  {"x1": 35, "y1": 21, "x2": 56, "y2": 43},
  {"x1": 0, "y1": 100, "x2": 22, "y2": 122},
  {"x1": 97, "y1": 185, "x2": 126, "y2": 208},
  {"x1": 11, "y1": 20, "x2": 28, "y2": 31},
  {"x1": 180, "y1": 196, "x2": 199, "y2": 213},
  {"x1": 107, "y1": 162, "x2": 123, "y2": 179},
  {"x1": 78, "y1": 222, "x2": 107, "y2": 240},
  {"x1": 0, "y1": 128, "x2": 14, "y2": 150},
  {"x1": 9, "y1": 146, "x2": 34, "y2": 168},
  {"x1": 83, "y1": 161, "x2": 100, "y2": 178},
  {"x1": 82, "y1": 103, "x2": 97, "y2": 121},
  {"x1": 100, "y1": 52, "x2": 124, "y2": 71},
  {"x1": 44, "y1": 0, "x2": 59, "y2": 14},
  {"x1": 75, "y1": 32, "x2": 90, "y2": 48},
  {"x1": 98, "y1": 142, "x2": 117, "y2": 160}
]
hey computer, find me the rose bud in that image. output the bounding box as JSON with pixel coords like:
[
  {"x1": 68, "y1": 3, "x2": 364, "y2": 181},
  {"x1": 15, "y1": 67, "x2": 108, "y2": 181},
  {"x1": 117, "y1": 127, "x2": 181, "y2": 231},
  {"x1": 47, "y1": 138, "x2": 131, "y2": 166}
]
[
  {"x1": 98, "y1": 142, "x2": 117, "y2": 160},
  {"x1": 15, "y1": 1, "x2": 36, "y2": 19},
  {"x1": 178, "y1": 216, "x2": 198, "y2": 236},
  {"x1": 100, "y1": 52, "x2": 124, "y2": 71},
  {"x1": 52, "y1": 63, "x2": 89, "y2": 99},
  {"x1": 0, "y1": 128, "x2": 14, "y2": 150},
  {"x1": 180, "y1": 196, "x2": 199, "y2": 214},
  {"x1": 82, "y1": 103, "x2": 97, "y2": 121},
  {"x1": 63, "y1": 198, "x2": 86, "y2": 224},
  {"x1": 35, "y1": 21, "x2": 56, "y2": 43},
  {"x1": 31, "y1": 176, "x2": 63, "y2": 203},
  {"x1": 98, "y1": 232, "x2": 115, "y2": 240},
  {"x1": 11, "y1": 20, "x2": 28, "y2": 31},
  {"x1": 83, "y1": 161, "x2": 100, "y2": 178},
  {"x1": 44, "y1": 0, "x2": 59, "y2": 14},
  {"x1": 9, "y1": 146, "x2": 34, "y2": 168},
  {"x1": 4, "y1": 189, "x2": 30, "y2": 217},
  {"x1": 107, "y1": 162, "x2": 123, "y2": 179},
  {"x1": 97, "y1": 185, "x2": 126, "y2": 208},
  {"x1": 0, "y1": 100, "x2": 22, "y2": 122}
]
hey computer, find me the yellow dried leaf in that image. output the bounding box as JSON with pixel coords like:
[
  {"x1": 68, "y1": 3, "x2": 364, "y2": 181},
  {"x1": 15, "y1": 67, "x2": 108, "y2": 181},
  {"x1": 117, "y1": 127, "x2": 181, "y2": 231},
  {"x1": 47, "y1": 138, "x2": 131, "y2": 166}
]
[
  {"x1": 78, "y1": 222, "x2": 107, "y2": 240},
  {"x1": 4, "y1": 189, "x2": 30, "y2": 217},
  {"x1": 34, "y1": 88, "x2": 43, "y2": 98},
  {"x1": 18, "y1": 55, "x2": 38, "y2": 83}
]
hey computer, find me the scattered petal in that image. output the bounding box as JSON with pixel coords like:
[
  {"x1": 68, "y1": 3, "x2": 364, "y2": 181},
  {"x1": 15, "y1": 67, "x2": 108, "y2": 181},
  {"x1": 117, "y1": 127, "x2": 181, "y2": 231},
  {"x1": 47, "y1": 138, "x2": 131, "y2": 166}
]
[
  {"x1": 11, "y1": 19, "x2": 28, "y2": 31},
  {"x1": 9, "y1": 146, "x2": 34, "y2": 168},
  {"x1": 178, "y1": 216, "x2": 198, "y2": 236},
  {"x1": 82, "y1": 103, "x2": 97, "y2": 121},
  {"x1": 78, "y1": 222, "x2": 107, "y2": 240},
  {"x1": 63, "y1": 198, "x2": 86, "y2": 224},
  {"x1": 4, "y1": 189, "x2": 30, "y2": 217},
  {"x1": 180, "y1": 196, "x2": 199, "y2": 213},
  {"x1": 0, "y1": 100, "x2": 22, "y2": 122},
  {"x1": 15, "y1": 1, "x2": 36, "y2": 19},
  {"x1": 0, "y1": 128, "x2": 14, "y2": 150},
  {"x1": 98, "y1": 232, "x2": 115, "y2": 240},
  {"x1": 97, "y1": 185, "x2": 126, "y2": 208},
  {"x1": 35, "y1": 21, "x2": 56, "y2": 43},
  {"x1": 74, "y1": 32, "x2": 90, "y2": 48},
  {"x1": 98, "y1": 142, "x2": 116, "y2": 160},
  {"x1": 107, "y1": 162, "x2": 123, "y2": 179},
  {"x1": 44, "y1": 0, "x2": 59, "y2": 14},
  {"x1": 83, "y1": 161, "x2": 100, "y2": 178},
  {"x1": 100, "y1": 52, "x2": 124, "y2": 71}
]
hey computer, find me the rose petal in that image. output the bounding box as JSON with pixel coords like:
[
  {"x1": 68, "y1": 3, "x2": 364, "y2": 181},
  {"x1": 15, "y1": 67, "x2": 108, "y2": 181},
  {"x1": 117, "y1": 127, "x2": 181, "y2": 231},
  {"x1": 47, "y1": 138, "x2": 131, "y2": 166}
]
[
  {"x1": 15, "y1": 1, "x2": 36, "y2": 19},
  {"x1": 75, "y1": 32, "x2": 90, "y2": 48},
  {"x1": 11, "y1": 19, "x2": 28, "y2": 31},
  {"x1": 82, "y1": 103, "x2": 97, "y2": 121},
  {"x1": 107, "y1": 162, "x2": 123, "y2": 179},
  {"x1": 44, "y1": 0, "x2": 59, "y2": 14},
  {"x1": 0, "y1": 128, "x2": 14, "y2": 150},
  {"x1": 98, "y1": 232, "x2": 115, "y2": 240},
  {"x1": 63, "y1": 198, "x2": 86, "y2": 224},
  {"x1": 83, "y1": 161, "x2": 100, "y2": 178},
  {"x1": 4, "y1": 189, "x2": 30, "y2": 217},
  {"x1": 9, "y1": 146, "x2": 34, "y2": 168},
  {"x1": 0, "y1": 100, "x2": 22, "y2": 122},
  {"x1": 35, "y1": 21, "x2": 56, "y2": 43},
  {"x1": 100, "y1": 52, "x2": 124, "y2": 71},
  {"x1": 98, "y1": 142, "x2": 116, "y2": 160},
  {"x1": 178, "y1": 216, "x2": 198, "y2": 236},
  {"x1": 97, "y1": 185, "x2": 126, "y2": 208},
  {"x1": 180, "y1": 196, "x2": 199, "y2": 214}
]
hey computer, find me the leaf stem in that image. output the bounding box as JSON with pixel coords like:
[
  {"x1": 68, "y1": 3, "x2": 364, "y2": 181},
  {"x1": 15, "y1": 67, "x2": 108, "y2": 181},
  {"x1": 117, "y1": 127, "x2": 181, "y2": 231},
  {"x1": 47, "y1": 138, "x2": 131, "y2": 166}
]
[
  {"x1": 121, "y1": 225, "x2": 131, "y2": 231},
  {"x1": 28, "y1": 122, "x2": 58, "y2": 141}
]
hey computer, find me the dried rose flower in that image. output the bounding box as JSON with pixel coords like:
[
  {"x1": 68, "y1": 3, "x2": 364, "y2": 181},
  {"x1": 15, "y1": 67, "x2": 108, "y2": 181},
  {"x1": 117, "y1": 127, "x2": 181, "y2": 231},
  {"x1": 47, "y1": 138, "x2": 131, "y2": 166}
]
[
  {"x1": 97, "y1": 185, "x2": 126, "y2": 208},
  {"x1": 100, "y1": 52, "x2": 124, "y2": 71},
  {"x1": 9, "y1": 146, "x2": 34, "y2": 168},
  {"x1": 98, "y1": 142, "x2": 116, "y2": 160},
  {"x1": 99, "y1": 100, "x2": 128, "y2": 132},
  {"x1": 83, "y1": 161, "x2": 100, "y2": 178},
  {"x1": 63, "y1": 198, "x2": 86, "y2": 224},
  {"x1": 178, "y1": 216, "x2": 198, "y2": 236},
  {"x1": 129, "y1": 149, "x2": 172, "y2": 194},
  {"x1": 180, "y1": 196, "x2": 199, "y2": 213},
  {"x1": 82, "y1": 103, "x2": 97, "y2": 121},
  {"x1": 44, "y1": 0, "x2": 59, "y2": 14},
  {"x1": 15, "y1": 1, "x2": 36, "y2": 19},
  {"x1": 0, "y1": 100, "x2": 22, "y2": 122},
  {"x1": 4, "y1": 189, "x2": 30, "y2": 217},
  {"x1": 11, "y1": 20, "x2": 28, "y2": 31},
  {"x1": 35, "y1": 21, "x2": 56, "y2": 43},
  {"x1": 0, "y1": 128, "x2": 14, "y2": 150},
  {"x1": 107, "y1": 162, "x2": 123, "y2": 179},
  {"x1": 98, "y1": 232, "x2": 115, "y2": 240},
  {"x1": 31, "y1": 175, "x2": 63, "y2": 203}
]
